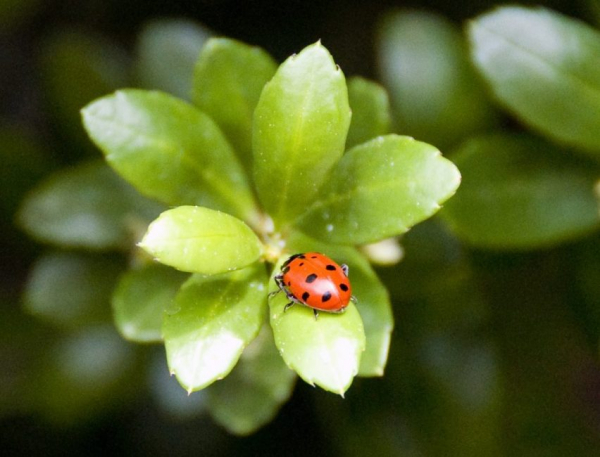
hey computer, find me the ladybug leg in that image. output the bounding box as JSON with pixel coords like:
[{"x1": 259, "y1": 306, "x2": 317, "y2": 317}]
[
  {"x1": 268, "y1": 274, "x2": 285, "y2": 298},
  {"x1": 284, "y1": 302, "x2": 295, "y2": 313},
  {"x1": 313, "y1": 309, "x2": 319, "y2": 320},
  {"x1": 351, "y1": 295, "x2": 358, "y2": 304},
  {"x1": 341, "y1": 264, "x2": 349, "y2": 277}
]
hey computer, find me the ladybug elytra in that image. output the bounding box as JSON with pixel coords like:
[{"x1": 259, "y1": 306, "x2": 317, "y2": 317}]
[{"x1": 270, "y1": 252, "x2": 354, "y2": 318}]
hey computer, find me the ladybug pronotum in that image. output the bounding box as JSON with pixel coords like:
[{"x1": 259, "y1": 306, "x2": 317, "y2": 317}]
[{"x1": 270, "y1": 252, "x2": 355, "y2": 318}]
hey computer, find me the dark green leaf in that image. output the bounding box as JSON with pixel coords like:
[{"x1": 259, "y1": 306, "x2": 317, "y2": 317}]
[
  {"x1": 296, "y1": 135, "x2": 461, "y2": 245},
  {"x1": 112, "y1": 264, "x2": 188, "y2": 342},
  {"x1": 346, "y1": 76, "x2": 391, "y2": 149},
  {"x1": 193, "y1": 38, "x2": 277, "y2": 171},
  {"x1": 139, "y1": 206, "x2": 263, "y2": 274},
  {"x1": 81, "y1": 89, "x2": 258, "y2": 221},
  {"x1": 23, "y1": 252, "x2": 124, "y2": 330},
  {"x1": 253, "y1": 41, "x2": 351, "y2": 226},
  {"x1": 163, "y1": 263, "x2": 268, "y2": 392},
  {"x1": 378, "y1": 10, "x2": 498, "y2": 149},
  {"x1": 469, "y1": 6, "x2": 600, "y2": 155},
  {"x1": 440, "y1": 134, "x2": 600, "y2": 249},
  {"x1": 206, "y1": 325, "x2": 296, "y2": 435},
  {"x1": 135, "y1": 19, "x2": 210, "y2": 100},
  {"x1": 18, "y1": 161, "x2": 163, "y2": 250}
]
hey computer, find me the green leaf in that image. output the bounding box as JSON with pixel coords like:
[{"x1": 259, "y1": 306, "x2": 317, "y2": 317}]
[
  {"x1": 135, "y1": 19, "x2": 210, "y2": 100},
  {"x1": 287, "y1": 231, "x2": 393, "y2": 377},
  {"x1": 163, "y1": 263, "x2": 268, "y2": 393},
  {"x1": 23, "y1": 252, "x2": 125, "y2": 330},
  {"x1": 206, "y1": 324, "x2": 296, "y2": 435},
  {"x1": 41, "y1": 29, "x2": 128, "y2": 153},
  {"x1": 81, "y1": 89, "x2": 258, "y2": 220},
  {"x1": 296, "y1": 135, "x2": 461, "y2": 245},
  {"x1": 139, "y1": 206, "x2": 263, "y2": 274},
  {"x1": 346, "y1": 76, "x2": 391, "y2": 149},
  {"x1": 112, "y1": 264, "x2": 188, "y2": 343},
  {"x1": 253, "y1": 41, "x2": 351, "y2": 226},
  {"x1": 378, "y1": 10, "x2": 498, "y2": 149},
  {"x1": 268, "y1": 255, "x2": 365, "y2": 396},
  {"x1": 193, "y1": 38, "x2": 277, "y2": 171},
  {"x1": 18, "y1": 161, "x2": 163, "y2": 250},
  {"x1": 440, "y1": 134, "x2": 600, "y2": 249},
  {"x1": 468, "y1": 6, "x2": 600, "y2": 155}
]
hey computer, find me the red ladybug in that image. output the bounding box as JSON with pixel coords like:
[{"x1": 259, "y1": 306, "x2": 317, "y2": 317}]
[{"x1": 270, "y1": 252, "x2": 354, "y2": 318}]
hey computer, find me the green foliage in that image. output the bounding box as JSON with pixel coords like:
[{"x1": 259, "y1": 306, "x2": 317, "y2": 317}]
[
  {"x1": 81, "y1": 90, "x2": 257, "y2": 220},
  {"x1": 163, "y1": 263, "x2": 268, "y2": 392},
  {"x1": 19, "y1": 28, "x2": 461, "y2": 435},
  {"x1": 346, "y1": 76, "x2": 391, "y2": 149},
  {"x1": 112, "y1": 264, "x2": 188, "y2": 342},
  {"x1": 440, "y1": 134, "x2": 600, "y2": 249},
  {"x1": 139, "y1": 206, "x2": 263, "y2": 274},
  {"x1": 193, "y1": 38, "x2": 277, "y2": 171},
  {"x1": 378, "y1": 9, "x2": 498, "y2": 149},
  {"x1": 469, "y1": 6, "x2": 600, "y2": 156},
  {"x1": 18, "y1": 161, "x2": 163, "y2": 250},
  {"x1": 135, "y1": 19, "x2": 210, "y2": 100},
  {"x1": 253, "y1": 42, "x2": 352, "y2": 226},
  {"x1": 296, "y1": 135, "x2": 460, "y2": 244}
]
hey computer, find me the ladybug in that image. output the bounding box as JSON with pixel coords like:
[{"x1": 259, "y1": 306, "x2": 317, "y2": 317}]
[{"x1": 270, "y1": 252, "x2": 354, "y2": 318}]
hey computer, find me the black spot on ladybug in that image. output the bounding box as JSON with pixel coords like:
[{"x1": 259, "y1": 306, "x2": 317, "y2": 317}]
[
  {"x1": 302, "y1": 292, "x2": 310, "y2": 301},
  {"x1": 322, "y1": 291, "x2": 332, "y2": 302},
  {"x1": 287, "y1": 281, "x2": 291, "y2": 287},
  {"x1": 340, "y1": 283, "x2": 349, "y2": 292},
  {"x1": 306, "y1": 273, "x2": 317, "y2": 283},
  {"x1": 311, "y1": 255, "x2": 318, "y2": 259},
  {"x1": 299, "y1": 262, "x2": 304, "y2": 266},
  {"x1": 326, "y1": 265, "x2": 336, "y2": 271}
]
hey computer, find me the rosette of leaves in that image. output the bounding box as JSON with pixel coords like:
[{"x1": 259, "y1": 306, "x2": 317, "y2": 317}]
[{"x1": 81, "y1": 38, "x2": 460, "y2": 433}]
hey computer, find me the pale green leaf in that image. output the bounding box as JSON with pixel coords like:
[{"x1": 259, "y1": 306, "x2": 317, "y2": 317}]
[
  {"x1": 253, "y1": 41, "x2": 351, "y2": 226},
  {"x1": 296, "y1": 135, "x2": 461, "y2": 245},
  {"x1": 469, "y1": 6, "x2": 600, "y2": 155},
  {"x1": 81, "y1": 89, "x2": 258, "y2": 220},
  {"x1": 163, "y1": 263, "x2": 268, "y2": 392},
  {"x1": 193, "y1": 38, "x2": 277, "y2": 170},
  {"x1": 139, "y1": 206, "x2": 263, "y2": 274},
  {"x1": 206, "y1": 325, "x2": 296, "y2": 435},
  {"x1": 112, "y1": 264, "x2": 188, "y2": 342}
]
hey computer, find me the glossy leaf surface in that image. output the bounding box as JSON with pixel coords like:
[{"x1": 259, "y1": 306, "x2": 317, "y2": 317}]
[
  {"x1": 296, "y1": 135, "x2": 461, "y2": 245},
  {"x1": 253, "y1": 42, "x2": 351, "y2": 226},
  {"x1": 139, "y1": 206, "x2": 263, "y2": 274},
  {"x1": 163, "y1": 263, "x2": 268, "y2": 392},
  {"x1": 193, "y1": 38, "x2": 277, "y2": 170},
  {"x1": 82, "y1": 89, "x2": 257, "y2": 220}
]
